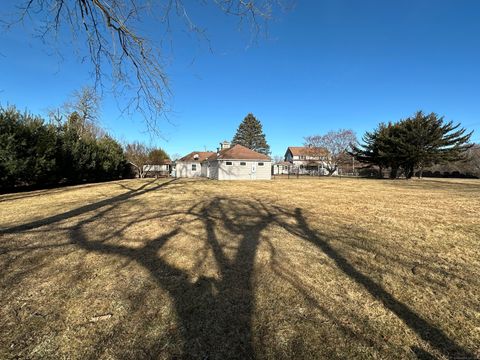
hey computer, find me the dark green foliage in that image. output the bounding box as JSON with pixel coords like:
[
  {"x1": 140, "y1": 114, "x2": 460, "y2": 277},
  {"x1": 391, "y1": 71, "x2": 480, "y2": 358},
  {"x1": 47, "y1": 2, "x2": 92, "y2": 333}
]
[
  {"x1": 0, "y1": 107, "x2": 59, "y2": 188},
  {"x1": 351, "y1": 111, "x2": 473, "y2": 179},
  {"x1": 350, "y1": 122, "x2": 402, "y2": 178},
  {"x1": 394, "y1": 112, "x2": 472, "y2": 178},
  {"x1": 96, "y1": 136, "x2": 127, "y2": 179},
  {"x1": 0, "y1": 106, "x2": 127, "y2": 191},
  {"x1": 232, "y1": 113, "x2": 270, "y2": 155}
]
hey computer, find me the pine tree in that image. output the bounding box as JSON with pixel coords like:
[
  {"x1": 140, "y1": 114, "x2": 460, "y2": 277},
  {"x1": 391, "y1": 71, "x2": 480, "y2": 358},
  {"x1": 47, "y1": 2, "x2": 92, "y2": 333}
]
[
  {"x1": 351, "y1": 111, "x2": 473, "y2": 179},
  {"x1": 232, "y1": 113, "x2": 270, "y2": 155},
  {"x1": 350, "y1": 122, "x2": 402, "y2": 178},
  {"x1": 395, "y1": 111, "x2": 473, "y2": 178}
]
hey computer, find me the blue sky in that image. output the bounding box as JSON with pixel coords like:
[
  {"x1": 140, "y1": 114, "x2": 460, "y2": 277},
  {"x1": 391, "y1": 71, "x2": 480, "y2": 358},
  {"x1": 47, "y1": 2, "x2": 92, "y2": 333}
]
[{"x1": 1, "y1": 0, "x2": 479, "y2": 157}]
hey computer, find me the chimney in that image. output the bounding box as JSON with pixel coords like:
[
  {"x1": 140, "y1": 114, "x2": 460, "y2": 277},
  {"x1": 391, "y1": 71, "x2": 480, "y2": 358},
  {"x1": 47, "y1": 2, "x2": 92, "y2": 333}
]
[{"x1": 220, "y1": 141, "x2": 231, "y2": 150}]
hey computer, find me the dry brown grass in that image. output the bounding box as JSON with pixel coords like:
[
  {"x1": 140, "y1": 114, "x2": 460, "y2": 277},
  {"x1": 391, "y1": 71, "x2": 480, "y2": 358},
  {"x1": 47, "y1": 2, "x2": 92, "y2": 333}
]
[{"x1": 0, "y1": 177, "x2": 479, "y2": 359}]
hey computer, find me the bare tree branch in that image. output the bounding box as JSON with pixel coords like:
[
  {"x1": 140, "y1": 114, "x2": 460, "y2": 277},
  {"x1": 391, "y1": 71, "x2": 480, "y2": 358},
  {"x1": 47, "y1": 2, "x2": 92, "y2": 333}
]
[
  {"x1": 3, "y1": 0, "x2": 287, "y2": 134},
  {"x1": 304, "y1": 129, "x2": 357, "y2": 176}
]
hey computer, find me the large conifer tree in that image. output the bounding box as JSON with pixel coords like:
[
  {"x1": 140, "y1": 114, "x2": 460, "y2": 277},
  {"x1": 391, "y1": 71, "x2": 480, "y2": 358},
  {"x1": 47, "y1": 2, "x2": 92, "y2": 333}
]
[
  {"x1": 351, "y1": 111, "x2": 473, "y2": 179},
  {"x1": 232, "y1": 113, "x2": 270, "y2": 155},
  {"x1": 395, "y1": 111, "x2": 473, "y2": 178}
]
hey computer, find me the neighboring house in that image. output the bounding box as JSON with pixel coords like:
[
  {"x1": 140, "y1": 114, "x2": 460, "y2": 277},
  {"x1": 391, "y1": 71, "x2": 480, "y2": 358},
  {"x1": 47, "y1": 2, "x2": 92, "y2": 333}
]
[
  {"x1": 284, "y1": 146, "x2": 330, "y2": 175},
  {"x1": 175, "y1": 151, "x2": 215, "y2": 178},
  {"x1": 272, "y1": 161, "x2": 292, "y2": 175},
  {"x1": 204, "y1": 141, "x2": 271, "y2": 180},
  {"x1": 143, "y1": 160, "x2": 172, "y2": 177}
]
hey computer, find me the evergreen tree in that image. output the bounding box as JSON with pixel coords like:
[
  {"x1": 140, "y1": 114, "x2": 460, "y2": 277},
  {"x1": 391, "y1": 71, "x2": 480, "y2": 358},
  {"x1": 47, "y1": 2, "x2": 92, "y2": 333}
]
[
  {"x1": 0, "y1": 106, "x2": 126, "y2": 190},
  {"x1": 232, "y1": 113, "x2": 270, "y2": 155},
  {"x1": 351, "y1": 111, "x2": 473, "y2": 179},
  {"x1": 350, "y1": 123, "x2": 402, "y2": 178},
  {"x1": 0, "y1": 107, "x2": 59, "y2": 188},
  {"x1": 395, "y1": 111, "x2": 473, "y2": 178},
  {"x1": 96, "y1": 136, "x2": 127, "y2": 180}
]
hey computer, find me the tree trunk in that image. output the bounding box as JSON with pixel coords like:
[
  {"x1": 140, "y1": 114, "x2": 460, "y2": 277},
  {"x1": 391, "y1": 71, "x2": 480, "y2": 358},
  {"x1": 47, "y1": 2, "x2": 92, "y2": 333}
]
[
  {"x1": 405, "y1": 165, "x2": 414, "y2": 179},
  {"x1": 326, "y1": 165, "x2": 337, "y2": 176},
  {"x1": 389, "y1": 166, "x2": 398, "y2": 179}
]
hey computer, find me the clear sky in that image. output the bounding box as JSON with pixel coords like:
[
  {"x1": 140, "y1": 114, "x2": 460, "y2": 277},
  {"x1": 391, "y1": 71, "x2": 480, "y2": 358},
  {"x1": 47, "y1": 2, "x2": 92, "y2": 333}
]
[{"x1": 1, "y1": 0, "x2": 479, "y2": 158}]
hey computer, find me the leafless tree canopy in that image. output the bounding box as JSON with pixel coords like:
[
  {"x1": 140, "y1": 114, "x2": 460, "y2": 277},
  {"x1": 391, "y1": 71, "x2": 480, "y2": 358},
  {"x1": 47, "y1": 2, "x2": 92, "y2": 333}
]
[
  {"x1": 48, "y1": 86, "x2": 104, "y2": 137},
  {"x1": 66, "y1": 87, "x2": 100, "y2": 125},
  {"x1": 470, "y1": 145, "x2": 480, "y2": 175},
  {"x1": 170, "y1": 153, "x2": 182, "y2": 161},
  {"x1": 5, "y1": 0, "x2": 286, "y2": 133},
  {"x1": 125, "y1": 141, "x2": 149, "y2": 177},
  {"x1": 304, "y1": 129, "x2": 357, "y2": 175},
  {"x1": 425, "y1": 144, "x2": 480, "y2": 177}
]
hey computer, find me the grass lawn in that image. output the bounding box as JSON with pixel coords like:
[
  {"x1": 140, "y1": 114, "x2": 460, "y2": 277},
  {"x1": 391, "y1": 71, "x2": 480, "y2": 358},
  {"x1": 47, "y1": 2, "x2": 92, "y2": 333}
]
[{"x1": 1, "y1": 177, "x2": 479, "y2": 359}]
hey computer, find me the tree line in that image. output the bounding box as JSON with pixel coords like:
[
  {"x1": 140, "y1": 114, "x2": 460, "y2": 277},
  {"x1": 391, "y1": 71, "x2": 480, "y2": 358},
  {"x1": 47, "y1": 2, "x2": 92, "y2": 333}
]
[
  {"x1": 0, "y1": 106, "x2": 127, "y2": 191},
  {"x1": 0, "y1": 94, "x2": 171, "y2": 192}
]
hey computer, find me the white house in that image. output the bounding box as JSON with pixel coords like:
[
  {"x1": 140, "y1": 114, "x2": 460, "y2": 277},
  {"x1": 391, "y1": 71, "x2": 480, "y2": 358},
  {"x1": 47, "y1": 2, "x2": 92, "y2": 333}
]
[
  {"x1": 204, "y1": 141, "x2": 271, "y2": 180},
  {"x1": 176, "y1": 141, "x2": 271, "y2": 180},
  {"x1": 175, "y1": 151, "x2": 215, "y2": 178},
  {"x1": 284, "y1": 146, "x2": 330, "y2": 175}
]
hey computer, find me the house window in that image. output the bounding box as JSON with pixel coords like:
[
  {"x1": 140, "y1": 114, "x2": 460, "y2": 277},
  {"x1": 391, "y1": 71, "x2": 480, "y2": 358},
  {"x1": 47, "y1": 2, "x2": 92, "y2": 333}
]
[
  {"x1": 226, "y1": 161, "x2": 233, "y2": 166},
  {"x1": 258, "y1": 162, "x2": 264, "y2": 166},
  {"x1": 240, "y1": 162, "x2": 246, "y2": 166},
  {"x1": 192, "y1": 164, "x2": 197, "y2": 171}
]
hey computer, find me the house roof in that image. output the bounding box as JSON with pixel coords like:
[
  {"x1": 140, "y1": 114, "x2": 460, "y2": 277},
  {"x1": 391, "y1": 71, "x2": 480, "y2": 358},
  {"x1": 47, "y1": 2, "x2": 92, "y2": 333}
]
[
  {"x1": 152, "y1": 159, "x2": 171, "y2": 165},
  {"x1": 207, "y1": 144, "x2": 270, "y2": 161},
  {"x1": 274, "y1": 161, "x2": 292, "y2": 166},
  {"x1": 178, "y1": 151, "x2": 215, "y2": 162},
  {"x1": 286, "y1": 146, "x2": 328, "y2": 157}
]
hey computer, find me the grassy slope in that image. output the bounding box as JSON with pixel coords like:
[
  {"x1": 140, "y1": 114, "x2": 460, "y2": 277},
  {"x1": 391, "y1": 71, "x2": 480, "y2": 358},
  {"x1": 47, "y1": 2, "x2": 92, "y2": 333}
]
[{"x1": 0, "y1": 178, "x2": 479, "y2": 359}]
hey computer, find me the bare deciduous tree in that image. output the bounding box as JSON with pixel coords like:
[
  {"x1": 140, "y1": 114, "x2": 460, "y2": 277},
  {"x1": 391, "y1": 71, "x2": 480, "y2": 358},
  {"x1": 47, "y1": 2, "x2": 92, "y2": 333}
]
[
  {"x1": 47, "y1": 107, "x2": 64, "y2": 126},
  {"x1": 273, "y1": 155, "x2": 284, "y2": 163},
  {"x1": 470, "y1": 145, "x2": 480, "y2": 176},
  {"x1": 304, "y1": 129, "x2": 357, "y2": 176},
  {"x1": 170, "y1": 153, "x2": 182, "y2": 162},
  {"x1": 5, "y1": 0, "x2": 286, "y2": 132},
  {"x1": 66, "y1": 87, "x2": 100, "y2": 125},
  {"x1": 425, "y1": 144, "x2": 480, "y2": 177},
  {"x1": 65, "y1": 86, "x2": 104, "y2": 137},
  {"x1": 125, "y1": 141, "x2": 149, "y2": 178}
]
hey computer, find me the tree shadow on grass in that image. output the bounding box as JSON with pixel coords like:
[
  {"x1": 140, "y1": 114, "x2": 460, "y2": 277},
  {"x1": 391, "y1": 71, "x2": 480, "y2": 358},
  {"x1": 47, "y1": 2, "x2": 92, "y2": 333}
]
[
  {"x1": 1, "y1": 180, "x2": 475, "y2": 359},
  {"x1": 0, "y1": 179, "x2": 176, "y2": 234},
  {"x1": 69, "y1": 197, "x2": 474, "y2": 359},
  {"x1": 69, "y1": 196, "x2": 275, "y2": 359},
  {"x1": 275, "y1": 207, "x2": 475, "y2": 360}
]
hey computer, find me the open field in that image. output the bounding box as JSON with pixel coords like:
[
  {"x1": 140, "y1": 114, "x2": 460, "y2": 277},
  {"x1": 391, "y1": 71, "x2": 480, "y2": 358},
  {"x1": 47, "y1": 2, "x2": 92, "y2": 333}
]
[{"x1": 1, "y1": 178, "x2": 479, "y2": 359}]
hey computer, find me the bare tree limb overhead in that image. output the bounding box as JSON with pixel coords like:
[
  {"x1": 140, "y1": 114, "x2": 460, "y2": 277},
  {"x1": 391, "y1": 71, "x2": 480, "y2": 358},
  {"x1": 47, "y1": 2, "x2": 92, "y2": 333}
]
[{"x1": 2, "y1": 0, "x2": 288, "y2": 134}]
